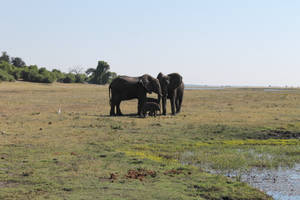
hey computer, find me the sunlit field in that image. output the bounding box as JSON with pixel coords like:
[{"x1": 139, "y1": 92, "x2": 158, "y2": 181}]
[{"x1": 1, "y1": 82, "x2": 300, "y2": 199}]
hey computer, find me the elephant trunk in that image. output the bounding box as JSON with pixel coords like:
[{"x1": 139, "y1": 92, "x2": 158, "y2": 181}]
[
  {"x1": 156, "y1": 83, "x2": 162, "y2": 98},
  {"x1": 157, "y1": 93, "x2": 161, "y2": 112},
  {"x1": 162, "y1": 96, "x2": 167, "y2": 115},
  {"x1": 154, "y1": 78, "x2": 162, "y2": 109},
  {"x1": 157, "y1": 93, "x2": 161, "y2": 103}
]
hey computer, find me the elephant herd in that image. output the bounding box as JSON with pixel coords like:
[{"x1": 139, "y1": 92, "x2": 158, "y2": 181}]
[{"x1": 109, "y1": 72, "x2": 184, "y2": 117}]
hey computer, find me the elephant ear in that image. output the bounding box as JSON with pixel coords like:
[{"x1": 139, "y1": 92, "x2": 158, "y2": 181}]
[
  {"x1": 157, "y1": 72, "x2": 169, "y2": 87},
  {"x1": 168, "y1": 73, "x2": 182, "y2": 90},
  {"x1": 157, "y1": 72, "x2": 164, "y2": 80},
  {"x1": 139, "y1": 75, "x2": 153, "y2": 93}
]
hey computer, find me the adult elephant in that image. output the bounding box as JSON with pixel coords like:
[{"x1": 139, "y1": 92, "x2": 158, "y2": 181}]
[
  {"x1": 109, "y1": 74, "x2": 162, "y2": 116},
  {"x1": 157, "y1": 72, "x2": 184, "y2": 115}
]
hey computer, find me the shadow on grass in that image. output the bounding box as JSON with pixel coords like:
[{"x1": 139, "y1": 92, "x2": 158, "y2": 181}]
[
  {"x1": 98, "y1": 113, "x2": 140, "y2": 118},
  {"x1": 98, "y1": 113, "x2": 164, "y2": 118}
]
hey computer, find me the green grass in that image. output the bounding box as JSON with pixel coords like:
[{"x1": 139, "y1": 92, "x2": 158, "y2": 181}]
[{"x1": 2, "y1": 82, "x2": 300, "y2": 199}]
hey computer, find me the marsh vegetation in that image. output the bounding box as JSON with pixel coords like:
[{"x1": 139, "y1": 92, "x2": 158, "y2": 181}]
[{"x1": 1, "y1": 82, "x2": 299, "y2": 199}]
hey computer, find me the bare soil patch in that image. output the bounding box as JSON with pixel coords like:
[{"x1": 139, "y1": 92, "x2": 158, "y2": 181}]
[
  {"x1": 125, "y1": 168, "x2": 157, "y2": 181},
  {"x1": 261, "y1": 128, "x2": 300, "y2": 139}
]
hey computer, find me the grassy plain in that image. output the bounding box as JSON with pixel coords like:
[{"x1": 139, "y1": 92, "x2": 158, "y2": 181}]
[{"x1": 1, "y1": 82, "x2": 300, "y2": 199}]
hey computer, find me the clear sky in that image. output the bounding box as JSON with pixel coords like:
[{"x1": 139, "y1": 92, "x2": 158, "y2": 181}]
[{"x1": 1, "y1": 0, "x2": 300, "y2": 86}]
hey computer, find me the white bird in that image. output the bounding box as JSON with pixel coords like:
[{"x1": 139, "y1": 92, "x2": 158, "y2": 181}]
[{"x1": 58, "y1": 105, "x2": 61, "y2": 114}]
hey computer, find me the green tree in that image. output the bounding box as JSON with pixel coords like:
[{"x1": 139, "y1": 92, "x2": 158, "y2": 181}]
[
  {"x1": 11, "y1": 57, "x2": 26, "y2": 68},
  {"x1": 62, "y1": 73, "x2": 76, "y2": 83},
  {"x1": 69, "y1": 65, "x2": 87, "y2": 83},
  {"x1": 86, "y1": 61, "x2": 117, "y2": 84},
  {"x1": 0, "y1": 61, "x2": 21, "y2": 80},
  {"x1": 109, "y1": 72, "x2": 117, "y2": 83},
  {"x1": 75, "y1": 73, "x2": 87, "y2": 83},
  {"x1": 21, "y1": 65, "x2": 55, "y2": 83},
  {"x1": 0, "y1": 51, "x2": 10, "y2": 63},
  {"x1": 38, "y1": 67, "x2": 55, "y2": 83},
  {"x1": 0, "y1": 69, "x2": 15, "y2": 82},
  {"x1": 52, "y1": 69, "x2": 65, "y2": 82},
  {"x1": 0, "y1": 61, "x2": 14, "y2": 73}
]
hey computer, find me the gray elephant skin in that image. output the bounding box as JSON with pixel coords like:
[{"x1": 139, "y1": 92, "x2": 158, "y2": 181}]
[
  {"x1": 157, "y1": 72, "x2": 184, "y2": 115},
  {"x1": 146, "y1": 97, "x2": 160, "y2": 104},
  {"x1": 142, "y1": 102, "x2": 161, "y2": 117},
  {"x1": 109, "y1": 74, "x2": 162, "y2": 116}
]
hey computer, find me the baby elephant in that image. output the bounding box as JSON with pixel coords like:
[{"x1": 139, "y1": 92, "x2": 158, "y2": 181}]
[
  {"x1": 142, "y1": 102, "x2": 161, "y2": 117},
  {"x1": 146, "y1": 97, "x2": 159, "y2": 104}
]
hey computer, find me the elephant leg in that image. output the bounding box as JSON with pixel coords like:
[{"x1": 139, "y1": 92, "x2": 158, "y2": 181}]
[
  {"x1": 137, "y1": 103, "x2": 141, "y2": 115},
  {"x1": 162, "y1": 97, "x2": 167, "y2": 115},
  {"x1": 110, "y1": 96, "x2": 116, "y2": 116},
  {"x1": 175, "y1": 97, "x2": 181, "y2": 113},
  {"x1": 138, "y1": 97, "x2": 146, "y2": 116},
  {"x1": 176, "y1": 95, "x2": 183, "y2": 113},
  {"x1": 110, "y1": 103, "x2": 116, "y2": 116},
  {"x1": 170, "y1": 97, "x2": 176, "y2": 115},
  {"x1": 116, "y1": 100, "x2": 123, "y2": 116},
  {"x1": 175, "y1": 97, "x2": 180, "y2": 112}
]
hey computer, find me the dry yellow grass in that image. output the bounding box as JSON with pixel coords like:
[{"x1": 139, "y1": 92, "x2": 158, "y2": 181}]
[{"x1": 2, "y1": 81, "x2": 299, "y2": 199}]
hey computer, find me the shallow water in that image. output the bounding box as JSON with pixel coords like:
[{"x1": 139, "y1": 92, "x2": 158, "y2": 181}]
[
  {"x1": 185, "y1": 87, "x2": 225, "y2": 90},
  {"x1": 263, "y1": 88, "x2": 296, "y2": 92},
  {"x1": 238, "y1": 164, "x2": 300, "y2": 200},
  {"x1": 184, "y1": 86, "x2": 298, "y2": 92},
  {"x1": 270, "y1": 193, "x2": 300, "y2": 200},
  {"x1": 180, "y1": 152, "x2": 300, "y2": 200},
  {"x1": 211, "y1": 165, "x2": 300, "y2": 200}
]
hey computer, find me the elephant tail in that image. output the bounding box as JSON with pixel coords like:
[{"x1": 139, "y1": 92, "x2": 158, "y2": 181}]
[{"x1": 109, "y1": 84, "x2": 112, "y2": 106}]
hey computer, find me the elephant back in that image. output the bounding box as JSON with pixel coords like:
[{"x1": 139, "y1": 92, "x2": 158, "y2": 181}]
[{"x1": 110, "y1": 76, "x2": 139, "y2": 90}]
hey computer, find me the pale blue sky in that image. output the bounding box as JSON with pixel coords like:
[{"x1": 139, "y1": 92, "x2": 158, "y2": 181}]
[{"x1": 1, "y1": 0, "x2": 300, "y2": 86}]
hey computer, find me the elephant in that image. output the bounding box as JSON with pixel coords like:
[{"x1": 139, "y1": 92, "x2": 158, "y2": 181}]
[
  {"x1": 109, "y1": 74, "x2": 162, "y2": 116},
  {"x1": 157, "y1": 72, "x2": 184, "y2": 115},
  {"x1": 142, "y1": 102, "x2": 161, "y2": 117},
  {"x1": 146, "y1": 97, "x2": 160, "y2": 104}
]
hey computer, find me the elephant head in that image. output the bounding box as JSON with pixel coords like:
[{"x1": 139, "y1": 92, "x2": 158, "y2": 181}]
[
  {"x1": 157, "y1": 72, "x2": 182, "y2": 97},
  {"x1": 139, "y1": 74, "x2": 162, "y2": 103},
  {"x1": 157, "y1": 72, "x2": 183, "y2": 115}
]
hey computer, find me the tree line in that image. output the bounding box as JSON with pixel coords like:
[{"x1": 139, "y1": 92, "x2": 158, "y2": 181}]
[{"x1": 0, "y1": 51, "x2": 117, "y2": 84}]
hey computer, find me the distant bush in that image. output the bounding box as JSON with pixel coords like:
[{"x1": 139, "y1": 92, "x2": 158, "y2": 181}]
[
  {"x1": 0, "y1": 69, "x2": 15, "y2": 82},
  {"x1": 0, "y1": 61, "x2": 14, "y2": 73},
  {"x1": 52, "y1": 69, "x2": 65, "y2": 82},
  {"x1": 0, "y1": 61, "x2": 18, "y2": 81},
  {"x1": 38, "y1": 67, "x2": 56, "y2": 83},
  {"x1": 11, "y1": 57, "x2": 26, "y2": 68},
  {"x1": 22, "y1": 65, "x2": 36, "y2": 81},
  {"x1": 0, "y1": 53, "x2": 57, "y2": 83},
  {"x1": 11, "y1": 68, "x2": 23, "y2": 80},
  {"x1": 22, "y1": 65, "x2": 55, "y2": 83},
  {"x1": 0, "y1": 51, "x2": 117, "y2": 84},
  {"x1": 0, "y1": 51, "x2": 10, "y2": 63},
  {"x1": 75, "y1": 73, "x2": 87, "y2": 83},
  {"x1": 62, "y1": 73, "x2": 76, "y2": 83}
]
